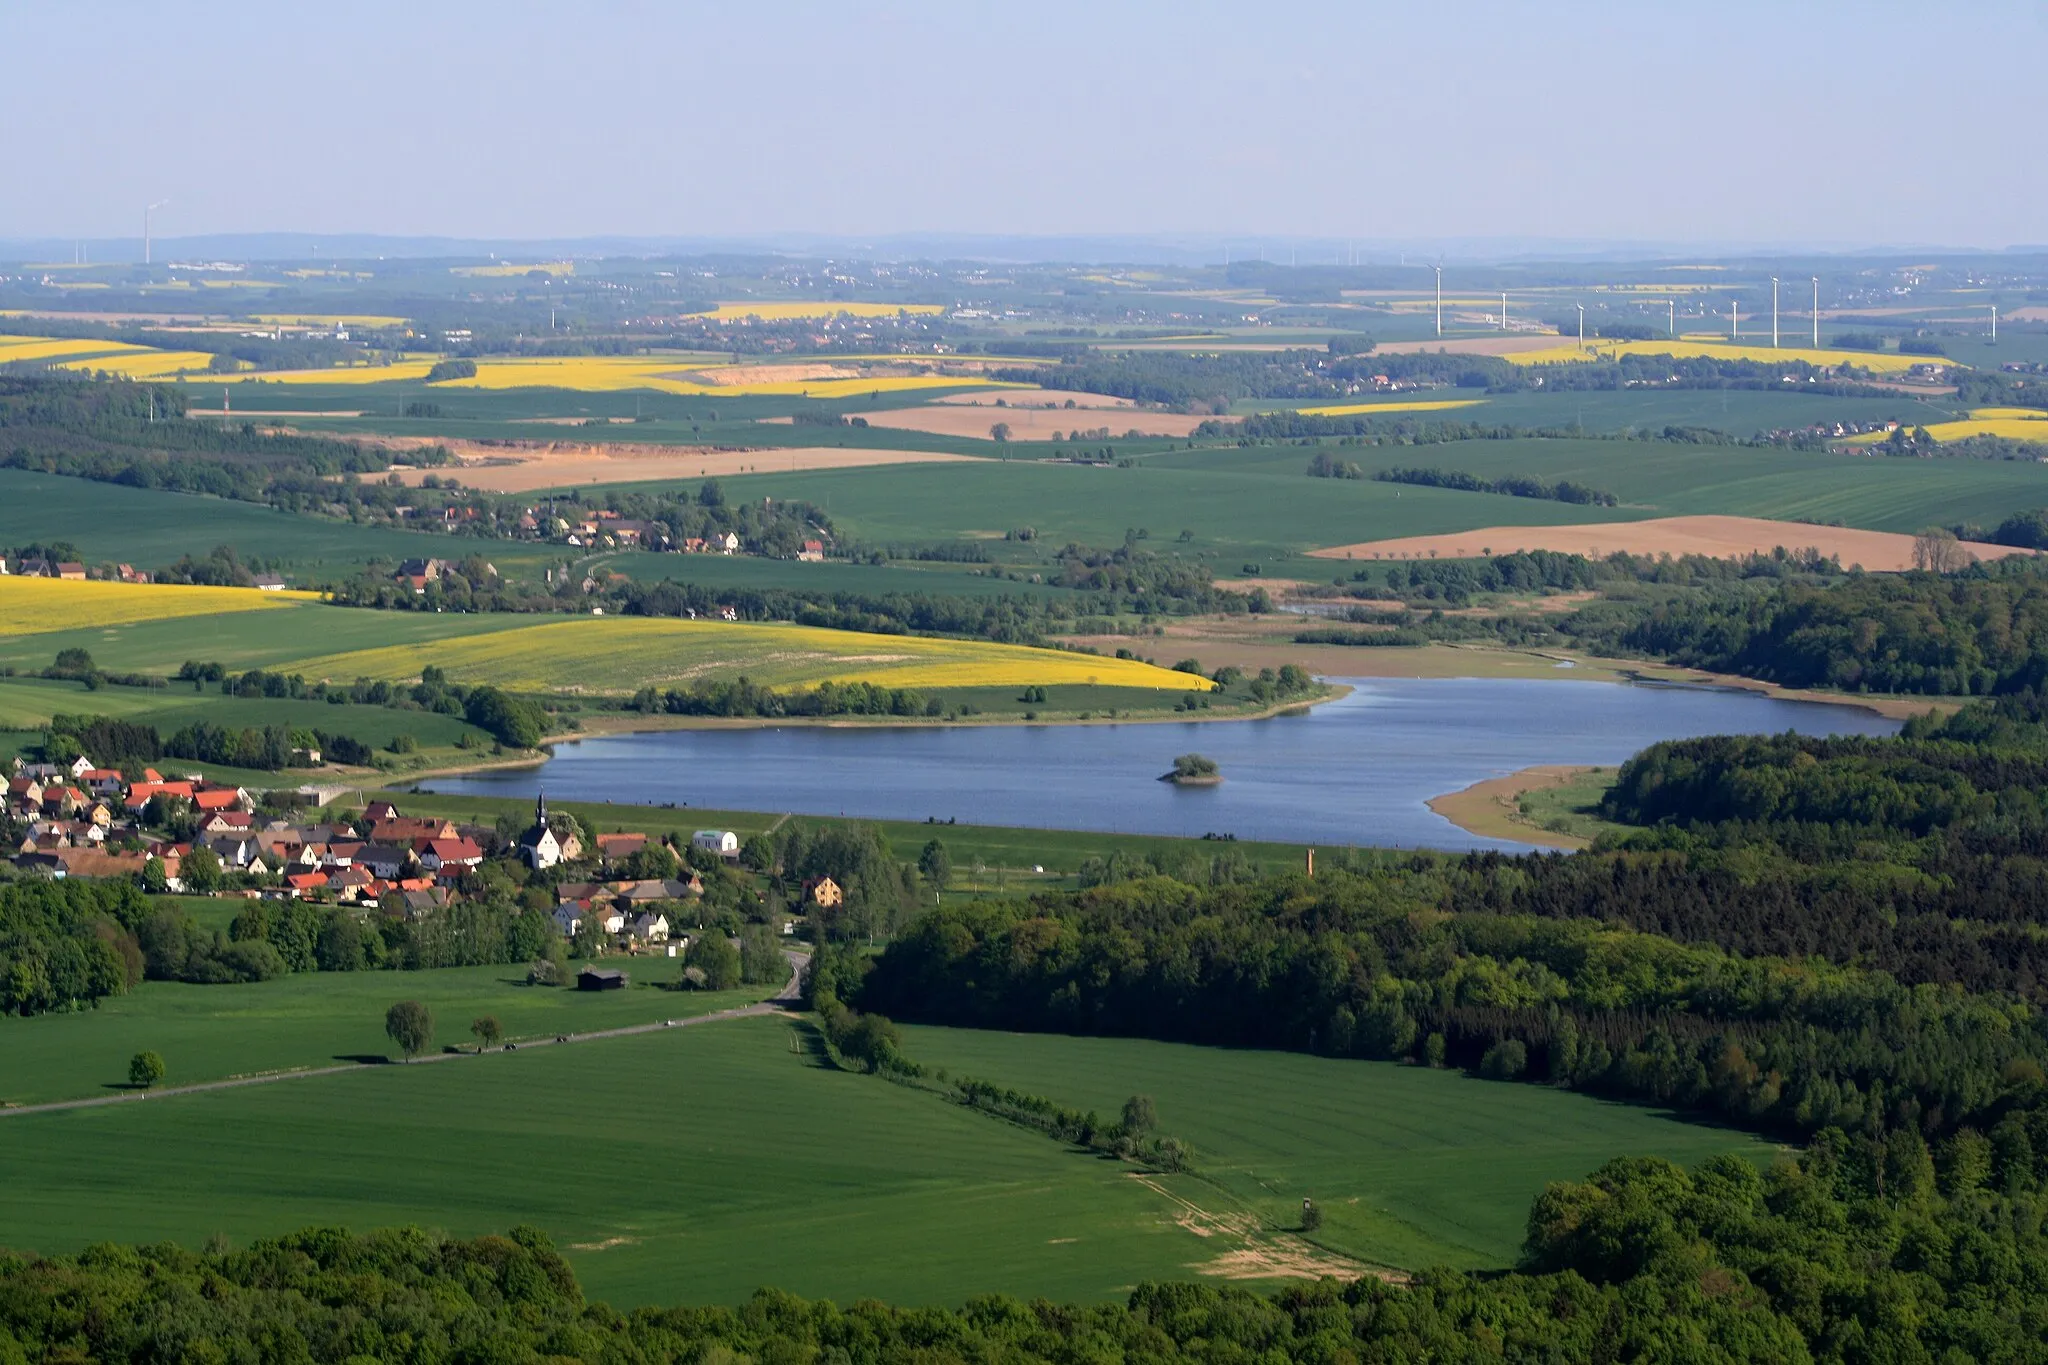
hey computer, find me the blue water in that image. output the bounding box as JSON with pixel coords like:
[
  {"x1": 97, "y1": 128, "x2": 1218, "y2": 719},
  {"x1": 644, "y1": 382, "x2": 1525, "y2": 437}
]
[{"x1": 431, "y1": 677, "x2": 1901, "y2": 851}]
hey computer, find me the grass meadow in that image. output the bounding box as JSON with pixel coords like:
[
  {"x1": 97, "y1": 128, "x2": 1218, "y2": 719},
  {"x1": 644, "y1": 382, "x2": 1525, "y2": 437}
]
[
  {"x1": 0, "y1": 962, "x2": 769, "y2": 1108},
  {"x1": 898, "y1": 1027, "x2": 1777, "y2": 1273},
  {"x1": 0, "y1": 1010, "x2": 1776, "y2": 1306}
]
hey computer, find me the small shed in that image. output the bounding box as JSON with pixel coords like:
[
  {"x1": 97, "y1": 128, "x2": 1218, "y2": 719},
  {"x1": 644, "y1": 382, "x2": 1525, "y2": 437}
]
[{"x1": 577, "y1": 967, "x2": 628, "y2": 991}]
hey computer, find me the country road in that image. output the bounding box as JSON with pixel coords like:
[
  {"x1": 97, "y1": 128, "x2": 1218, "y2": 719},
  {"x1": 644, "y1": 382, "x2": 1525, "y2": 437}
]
[{"x1": 0, "y1": 951, "x2": 808, "y2": 1121}]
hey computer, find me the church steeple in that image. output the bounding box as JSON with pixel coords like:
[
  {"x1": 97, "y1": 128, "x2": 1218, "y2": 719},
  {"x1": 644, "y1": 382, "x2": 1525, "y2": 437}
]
[{"x1": 535, "y1": 789, "x2": 547, "y2": 829}]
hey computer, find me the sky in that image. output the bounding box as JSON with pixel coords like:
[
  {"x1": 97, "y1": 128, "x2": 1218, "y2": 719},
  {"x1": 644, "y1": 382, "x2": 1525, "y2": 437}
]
[{"x1": 3, "y1": 0, "x2": 2044, "y2": 251}]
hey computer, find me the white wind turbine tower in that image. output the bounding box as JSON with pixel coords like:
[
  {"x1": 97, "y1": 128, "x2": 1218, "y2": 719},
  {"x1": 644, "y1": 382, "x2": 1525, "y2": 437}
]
[
  {"x1": 1812, "y1": 277, "x2": 1820, "y2": 348},
  {"x1": 144, "y1": 200, "x2": 169, "y2": 266},
  {"x1": 1771, "y1": 276, "x2": 1780, "y2": 348},
  {"x1": 1731, "y1": 297, "x2": 1740, "y2": 340},
  {"x1": 1434, "y1": 263, "x2": 1443, "y2": 338},
  {"x1": 1576, "y1": 302, "x2": 1586, "y2": 351},
  {"x1": 1668, "y1": 299, "x2": 1675, "y2": 338},
  {"x1": 1502, "y1": 292, "x2": 1508, "y2": 331}
]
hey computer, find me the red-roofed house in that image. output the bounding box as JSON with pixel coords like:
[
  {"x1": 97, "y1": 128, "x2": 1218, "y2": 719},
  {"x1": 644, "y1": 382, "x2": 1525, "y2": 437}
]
[
  {"x1": 192, "y1": 789, "x2": 248, "y2": 813},
  {"x1": 419, "y1": 837, "x2": 484, "y2": 871},
  {"x1": 81, "y1": 769, "x2": 126, "y2": 798},
  {"x1": 285, "y1": 871, "x2": 328, "y2": 897},
  {"x1": 126, "y1": 781, "x2": 196, "y2": 810}
]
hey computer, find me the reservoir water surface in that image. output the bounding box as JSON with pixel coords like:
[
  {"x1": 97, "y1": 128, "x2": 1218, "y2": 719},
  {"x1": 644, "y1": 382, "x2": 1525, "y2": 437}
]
[{"x1": 431, "y1": 677, "x2": 1901, "y2": 851}]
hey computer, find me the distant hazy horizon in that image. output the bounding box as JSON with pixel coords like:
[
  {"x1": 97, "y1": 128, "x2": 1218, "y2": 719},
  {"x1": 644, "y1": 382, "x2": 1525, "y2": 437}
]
[{"x1": 4, "y1": 0, "x2": 2042, "y2": 249}]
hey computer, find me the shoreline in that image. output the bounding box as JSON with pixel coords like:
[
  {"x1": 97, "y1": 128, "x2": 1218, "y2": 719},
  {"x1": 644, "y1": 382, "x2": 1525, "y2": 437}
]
[
  {"x1": 1426, "y1": 765, "x2": 1604, "y2": 851},
  {"x1": 362, "y1": 686, "x2": 1353, "y2": 789}
]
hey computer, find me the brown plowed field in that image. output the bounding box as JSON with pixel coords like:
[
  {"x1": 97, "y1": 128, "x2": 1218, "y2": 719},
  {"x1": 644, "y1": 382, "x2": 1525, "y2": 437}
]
[
  {"x1": 856, "y1": 405, "x2": 1215, "y2": 440},
  {"x1": 1311, "y1": 514, "x2": 2027, "y2": 573}
]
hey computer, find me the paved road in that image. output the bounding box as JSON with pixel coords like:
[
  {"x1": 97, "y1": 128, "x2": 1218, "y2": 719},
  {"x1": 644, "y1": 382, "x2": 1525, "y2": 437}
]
[{"x1": 0, "y1": 951, "x2": 807, "y2": 1120}]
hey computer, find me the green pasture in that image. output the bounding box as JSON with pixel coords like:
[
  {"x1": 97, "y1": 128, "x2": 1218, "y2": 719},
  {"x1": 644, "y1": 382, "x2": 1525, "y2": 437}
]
[
  {"x1": 0, "y1": 1011, "x2": 1777, "y2": 1307},
  {"x1": 0, "y1": 677, "x2": 489, "y2": 749},
  {"x1": 899, "y1": 1027, "x2": 1777, "y2": 1272},
  {"x1": 0, "y1": 1017, "x2": 1201, "y2": 1307},
  {"x1": 0, "y1": 470, "x2": 474, "y2": 576},
  {"x1": 1147, "y1": 436, "x2": 2048, "y2": 537},
  {"x1": 0, "y1": 962, "x2": 769, "y2": 1108}
]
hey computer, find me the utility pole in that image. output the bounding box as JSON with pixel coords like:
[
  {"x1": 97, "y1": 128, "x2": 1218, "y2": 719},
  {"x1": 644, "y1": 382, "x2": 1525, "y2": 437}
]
[{"x1": 1771, "y1": 276, "x2": 1780, "y2": 348}]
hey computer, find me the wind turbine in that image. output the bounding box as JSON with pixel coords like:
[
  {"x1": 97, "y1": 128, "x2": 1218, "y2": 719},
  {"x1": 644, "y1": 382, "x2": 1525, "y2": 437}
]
[
  {"x1": 1668, "y1": 299, "x2": 1675, "y2": 337},
  {"x1": 1434, "y1": 263, "x2": 1443, "y2": 338},
  {"x1": 1771, "y1": 276, "x2": 1780, "y2": 348},
  {"x1": 1576, "y1": 302, "x2": 1585, "y2": 351},
  {"x1": 1811, "y1": 277, "x2": 1819, "y2": 347},
  {"x1": 1731, "y1": 298, "x2": 1739, "y2": 340},
  {"x1": 144, "y1": 200, "x2": 169, "y2": 266},
  {"x1": 1992, "y1": 304, "x2": 1999, "y2": 342},
  {"x1": 1501, "y1": 291, "x2": 1508, "y2": 331}
]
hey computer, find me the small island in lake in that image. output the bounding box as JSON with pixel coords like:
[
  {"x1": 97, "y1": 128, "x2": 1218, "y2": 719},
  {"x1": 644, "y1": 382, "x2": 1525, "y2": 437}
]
[{"x1": 1161, "y1": 753, "x2": 1223, "y2": 786}]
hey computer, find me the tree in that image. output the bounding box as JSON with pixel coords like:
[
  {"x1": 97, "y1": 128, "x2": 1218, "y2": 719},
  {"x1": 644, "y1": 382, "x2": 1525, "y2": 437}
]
[
  {"x1": 739, "y1": 834, "x2": 775, "y2": 873},
  {"x1": 385, "y1": 1000, "x2": 434, "y2": 1061},
  {"x1": 1913, "y1": 527, "x2": 1973, "y2": 573},
  {"x1": 471, "y1": 1015, "x2": 503, "y2": 1053},
  {"x1": 918, "y1": 839, "x2": 952, "y2": 896},
  {"x1": 685, "y1": 934, "x2": 741, "y2": 991},
  {"x1": 1299, "y1": 1197, "x2": 1322, "y2": 1232},
  {"x1": 1121, "y1": 1093, "x2": 1157, "y2": 1137},
  {"x1": 989, "y1": 422, "x2": 1012, "y2": 443},
  {"x1": 140, "y1": 857, "x2": 168, "y2": 894},
  {"x1": 128, "y1": 1050, "x2": 165, "y2": 1089},
  {"x1": 181, "y1": 845, "x2": 224, "y2": 893},
  {"x1": 571, "y1": 912, "x2": 609, "y2": 961}
]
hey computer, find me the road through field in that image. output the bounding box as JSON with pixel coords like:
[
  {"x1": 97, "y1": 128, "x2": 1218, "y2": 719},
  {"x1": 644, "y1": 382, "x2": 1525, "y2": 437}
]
[{"x1": 0, "y1": 952, "x2": 806, "y2": 1119}]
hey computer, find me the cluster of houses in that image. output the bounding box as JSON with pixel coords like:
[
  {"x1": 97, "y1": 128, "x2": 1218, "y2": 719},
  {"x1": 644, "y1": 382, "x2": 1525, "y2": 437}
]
[{"x1": 11, "y1": 766, "x2": 820, "y2": 950}]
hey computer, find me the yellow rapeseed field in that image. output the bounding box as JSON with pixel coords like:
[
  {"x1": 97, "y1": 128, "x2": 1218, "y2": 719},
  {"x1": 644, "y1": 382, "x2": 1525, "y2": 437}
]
[
  {"x1": 251, "y1": 314, "x2": 409, "y2": 329},
  {"x1": 688, "y1": 302, "x2": 947, "y2": 322},
  {"x1": 0, "y1": 577, "x2": 320, "y2": 635},
  {"x1": 1843, "y1": 408, "x2": 2048, "y2": 445},
  {"x1": 55, "y1": 350, "x2": 223, "y2": 379},
  {"x1": 0, "y1": 337, "x2": 147, "y2": 363},
  {"x1": 452, "y1": 261, "x2": 575, "y2": 277},
  {"x1": 284, "y1": 617, "x2": 1213, "y2": 697},
  {"x1": 1293, "y1": 399, "x2": 1485, "y2": 417},
  {"x1": 1504, "y1": 339, "x2": 1952, "y2": 374},
  {"x1": 207, "y1": 354, "x2": 1015, "y2": 397}
]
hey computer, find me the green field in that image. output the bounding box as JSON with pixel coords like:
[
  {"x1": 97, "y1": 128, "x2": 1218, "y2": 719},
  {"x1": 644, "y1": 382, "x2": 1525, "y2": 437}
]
[
  {"x1": 0, "y1": 1007, "x2": 1775, "y2": 1306},
  {"x1": 898, "y1": 1027, "x2": 1776, "y2": 1272},
  {"x1": 0, "y1": 961, "x2": 771, "y2": 1108},
  {"x1": 0, "y1": 676, "x2": 490, "y2": 748}
]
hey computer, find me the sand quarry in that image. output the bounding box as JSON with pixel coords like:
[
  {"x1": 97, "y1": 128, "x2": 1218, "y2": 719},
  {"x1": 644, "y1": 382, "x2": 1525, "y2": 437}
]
[
  {"x1": 1312, "y1": 514, "x2": 2026, "y2": 573},
  {"x1": 363, "y1": 437, "x2": 972, "y2": 492}
]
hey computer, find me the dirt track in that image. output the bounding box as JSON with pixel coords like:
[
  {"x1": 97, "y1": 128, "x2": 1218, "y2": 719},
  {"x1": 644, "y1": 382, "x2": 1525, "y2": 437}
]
[{"x1": 1311, "y1": 514, "x2": 2026, "y2": 573}]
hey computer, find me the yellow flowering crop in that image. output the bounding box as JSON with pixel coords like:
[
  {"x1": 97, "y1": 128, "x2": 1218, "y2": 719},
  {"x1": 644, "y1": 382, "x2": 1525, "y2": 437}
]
[
  {"x1": 0, "y1": 577, "x2": 320, "y2": 635},
  {"x1": 284, "y1": 617, "x2": 1212, "y2": 697},
  {"x1": 1505, "y1": 339, "x2": 1957, "y2": 374}
]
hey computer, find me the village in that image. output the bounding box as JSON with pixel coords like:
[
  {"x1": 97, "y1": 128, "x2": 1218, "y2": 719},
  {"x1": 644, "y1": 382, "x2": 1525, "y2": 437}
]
[{"x1": 7, "y1": 756, "x2": 824, "y2": 964}]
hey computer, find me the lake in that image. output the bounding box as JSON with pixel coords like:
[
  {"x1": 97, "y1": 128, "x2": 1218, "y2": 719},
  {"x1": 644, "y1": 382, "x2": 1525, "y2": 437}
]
[{"x1": 431, "y1": 677, "x2": 1902, "y2": 851}]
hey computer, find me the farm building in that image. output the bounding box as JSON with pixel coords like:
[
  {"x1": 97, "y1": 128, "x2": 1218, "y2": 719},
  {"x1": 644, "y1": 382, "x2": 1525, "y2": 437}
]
[
  {"x1": 804, "y1": 876, "x2": 843, "y2": 908},
  {"x1": 691, "y1": 829, "x2": 740, "y2": 859},
  {"x1": 577, "y1": 967, "x2": 628, "y2": 991}
]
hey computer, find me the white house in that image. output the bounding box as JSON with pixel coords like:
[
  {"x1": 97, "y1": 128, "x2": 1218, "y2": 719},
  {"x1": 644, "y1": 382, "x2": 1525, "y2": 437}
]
[
  {"x1": 518, "y1": 792, "x2": 566, "y2": 869},
  {"x1": 552, "y1": 903, "x2": 584, "y2": 938},
  {"x1": 691, "y1": 829, "x2": 740, "y2": 859},
  {"x1": 630, "y1": 911, "x2": 670, "y2": 942}
]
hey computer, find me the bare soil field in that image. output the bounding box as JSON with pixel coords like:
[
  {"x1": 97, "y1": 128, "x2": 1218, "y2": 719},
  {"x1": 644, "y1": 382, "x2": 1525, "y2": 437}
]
[
  {"x1": 1311, "y1": 514, "x2": 2025, "y2": 573},
  {"x1": 933, "y1": 389, "x2": 1135, "y2": 410},
  {"x1": 356, "y1": 437, "x2": 974, "y2": 491},
  {"x1": 854, "y1": 406, "x2": 1214, "y2": 440}
]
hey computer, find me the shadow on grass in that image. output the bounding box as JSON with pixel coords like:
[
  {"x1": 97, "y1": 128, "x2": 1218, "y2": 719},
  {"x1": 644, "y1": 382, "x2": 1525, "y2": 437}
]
[{"x1": 332, "y1": 1054, "x2": 392, "y2": 1066}]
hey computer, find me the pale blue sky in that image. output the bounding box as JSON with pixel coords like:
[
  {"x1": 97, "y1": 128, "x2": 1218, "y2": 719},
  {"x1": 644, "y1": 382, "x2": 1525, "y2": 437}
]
[{"x1": 3, "y1": 1, "x2": 2042, "y2": 248}]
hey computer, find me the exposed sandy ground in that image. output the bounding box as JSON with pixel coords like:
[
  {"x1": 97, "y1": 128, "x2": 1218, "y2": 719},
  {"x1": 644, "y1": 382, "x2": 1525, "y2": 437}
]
[
  {"x1": 854, "y1": 406, "x2": 1214, "y2": 440},
  {"x1": 1311, "y1": 514, "x2": 2027, "y2": 573},
  {"x1": 934, "y1": 389, "x2": 1135, "y2": 409},
  {"x1": 361, "y1": 437, "x2": 974, "y2": 491},
  {"x1": 1428, "y1": 765, "x2": 1597, "y2": 851},
  {"x1": 1372, "y1": 335, "x2": 1567, "y2": 356},
  {"x1": 1125, "y1": 1174, "x2": 1397, "y2": 1284},
  {"x1": 675, "y1": 362, "x2": 865, "y2": 385},
  {"x1": 2005, "y1": 307, "x2": 2048, "y2": 323}
]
